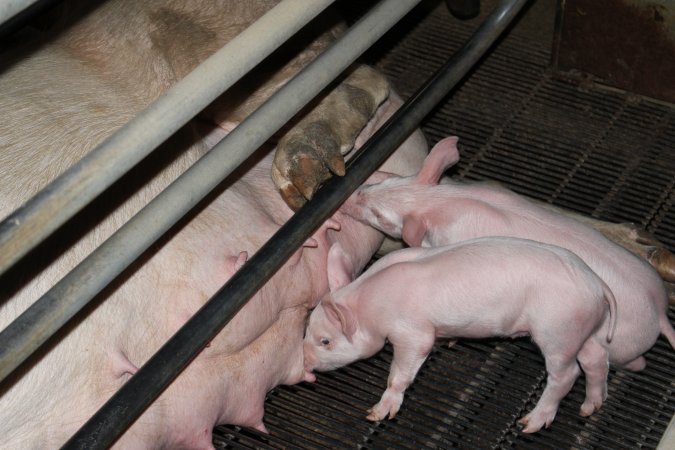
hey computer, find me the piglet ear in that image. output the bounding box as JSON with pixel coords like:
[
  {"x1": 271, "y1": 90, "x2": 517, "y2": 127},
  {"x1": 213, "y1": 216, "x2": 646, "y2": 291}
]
[
  {"x1": 415, "y1": 136, "x2": 460, "y2": 185},
  {"x1": 323, "y1": 300, "x2": 357, "y2": 342},
  {"x1": 327, "y1": 242, "x2": 355, "y2": 291}
]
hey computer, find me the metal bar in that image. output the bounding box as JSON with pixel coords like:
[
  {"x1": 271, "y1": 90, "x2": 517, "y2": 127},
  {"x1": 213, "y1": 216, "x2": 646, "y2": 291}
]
[
  {"x1": 0, "y1": 0, "x2": 421, "y2": 384},
  {"x1": 0, "y1": 0, "x2": 335, "y2": 276},
  {"x1": 0, "y1": 0, "x2": 62, "y2": 40},
  {"x1": 0, "y1": 0, "x2": 41, "y2": 26},
  {"x1": 61, "y1": 0, "x2": 528, "y2": 448}
]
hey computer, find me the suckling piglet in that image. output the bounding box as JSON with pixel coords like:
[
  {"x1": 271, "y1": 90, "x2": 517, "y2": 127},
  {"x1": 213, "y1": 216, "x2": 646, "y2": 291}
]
[
  {"x1": 304, "y1": 237, "x2": 618, "y2": 433},
  {"x1": 340, "y1": 136, "x2": 675, "y2": 371}
]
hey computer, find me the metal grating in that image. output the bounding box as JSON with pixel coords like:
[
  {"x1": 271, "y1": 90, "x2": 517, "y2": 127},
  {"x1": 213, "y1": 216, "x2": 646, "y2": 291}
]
[{"x1": 215, "y1": 1, "x2": 675, "y2": 448}]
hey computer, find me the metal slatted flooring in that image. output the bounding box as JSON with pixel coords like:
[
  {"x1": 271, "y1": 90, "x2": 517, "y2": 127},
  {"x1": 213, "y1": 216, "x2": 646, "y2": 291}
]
[{"x1": 214, "y1": 1, "x2": 675, "y2": 448}]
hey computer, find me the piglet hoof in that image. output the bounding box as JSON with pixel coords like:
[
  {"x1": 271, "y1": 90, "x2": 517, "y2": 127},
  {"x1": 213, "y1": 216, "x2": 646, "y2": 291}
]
[
  {"x1": 366, "y1": 407, "x2": 389, "y2": 422},
  {"x1": 518, "y1": 417, "x2": 544, "y2": 434},
  {"x1": 579, "y1": 399, "x2": 602, "y2": 417},
  {"x1": 252, "y1": 422, "x2": 269, "y2": 434},
  {"x1": 517, "y1": 416, "x2": 529, "y2": 430},
  {"x1": 517, "y1": 412, "x2": 554, "y2": 434},
  {"x1": 366, "y1": 394, "x2": 402, "y2": 422}
]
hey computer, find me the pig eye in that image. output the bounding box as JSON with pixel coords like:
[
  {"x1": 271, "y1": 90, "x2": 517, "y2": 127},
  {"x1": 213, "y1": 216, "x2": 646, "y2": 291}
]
[{"x1": 320, "y1": 338, "x2": 330, "y2": 346}]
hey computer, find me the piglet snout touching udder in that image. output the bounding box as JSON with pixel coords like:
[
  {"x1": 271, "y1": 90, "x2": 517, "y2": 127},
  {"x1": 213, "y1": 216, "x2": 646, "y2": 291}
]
[
  {"x1": 340, "y1": 136, "x2": 675, "y2": 373},
  {"x1": 304, "y1": 237, "x2": 617, "y2": 433}
]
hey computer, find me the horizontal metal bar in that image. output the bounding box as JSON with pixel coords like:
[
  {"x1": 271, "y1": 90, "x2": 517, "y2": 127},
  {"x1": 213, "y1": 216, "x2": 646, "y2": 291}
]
[
  {"x1": 0, "y1": 0, "x2": 335, "y2": 276},
  {"x1": 61, "y1": 0, "x2": 528, "y2": 448}
]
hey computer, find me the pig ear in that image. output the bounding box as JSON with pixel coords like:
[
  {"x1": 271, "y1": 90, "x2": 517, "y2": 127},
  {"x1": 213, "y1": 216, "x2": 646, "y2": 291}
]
[
  {"x1": 402, "y1": 215, "x2": 426, "y2": 247},
  {"x1": 415, "y1": 136, "x2": 460, "y2": 185},
  {"x1": 327, "y1": 242, "x2": 355, "y2": 291},
  {"x1": 323, "y1": 300, "x2": 357, "y2": 342}
]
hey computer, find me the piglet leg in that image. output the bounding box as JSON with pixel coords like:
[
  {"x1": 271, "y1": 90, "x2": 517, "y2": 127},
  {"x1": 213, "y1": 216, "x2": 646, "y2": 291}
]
[
  {"x1": 367, "y1": 335, "x2": 435, "y2": 421},
  {"x1": 576, "y1": 339, "x2": 610, "y2": 416},
  {"x1": 518, "y1": 356, "x2": 581, "y2": 433}
]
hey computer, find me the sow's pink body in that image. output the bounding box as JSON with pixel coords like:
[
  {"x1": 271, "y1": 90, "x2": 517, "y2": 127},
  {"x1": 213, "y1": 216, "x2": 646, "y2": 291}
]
[
  {"x1": 0, "y1": 1, "x2": 429, "y2": 448},
  {"x1": 341, "y1": 136, "x2": 675, "y2": 371},
  {"x1": 304, "y1": 237, "x2": 618, "y2": 433}
]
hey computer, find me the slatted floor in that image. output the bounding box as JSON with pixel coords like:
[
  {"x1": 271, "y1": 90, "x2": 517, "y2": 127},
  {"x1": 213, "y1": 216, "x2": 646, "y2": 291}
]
[{"x1": 215, "y1": 1, "x2": 675, "y2": 448}]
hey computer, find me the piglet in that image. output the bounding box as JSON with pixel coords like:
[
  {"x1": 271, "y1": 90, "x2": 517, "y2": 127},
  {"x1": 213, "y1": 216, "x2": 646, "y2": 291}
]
[
  {"x1": 304, "y1": 237, "x2": 617, "y2": 433},
  {"x1": 340, "y1": 136, "x2": 675, "y2": 372}
]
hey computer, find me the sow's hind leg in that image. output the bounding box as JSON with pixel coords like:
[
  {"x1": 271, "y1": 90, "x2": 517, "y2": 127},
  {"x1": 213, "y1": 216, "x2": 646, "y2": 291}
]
[
  {"x1": 563, "y1": 212, "x2": 675, "y2": 303},
  {"x1": 578, "y1": 218, "x2": 675, "y2": 283},
  {"x1": 530, "y1": 195, "x2": 675, "y2": 297},
  {"x1": 272, "y1": 65, "x2": 390, "y2": 210}
]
